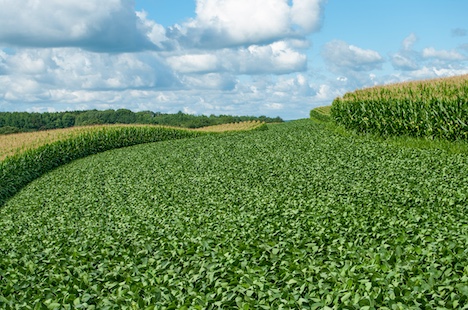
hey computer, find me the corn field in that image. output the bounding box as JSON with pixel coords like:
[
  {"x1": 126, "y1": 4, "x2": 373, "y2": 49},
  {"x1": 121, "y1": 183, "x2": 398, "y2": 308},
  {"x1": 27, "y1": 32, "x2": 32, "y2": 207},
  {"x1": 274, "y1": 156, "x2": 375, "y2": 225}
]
[
  {"x1": 331, "y1": 75, "x2": 468, "y2": 140},
  {"x1": 0, "y1": 122, "x2": 266, "y2": 161},
  {"x1": 0, "y1": 126, "x2": 205, "y2": 207},
  {"x1": 0, "y1": 122, "x2": 267, "y2": 208},
  {"x1": 309, "y1": 106, "x2": 332, "y2": 122}
]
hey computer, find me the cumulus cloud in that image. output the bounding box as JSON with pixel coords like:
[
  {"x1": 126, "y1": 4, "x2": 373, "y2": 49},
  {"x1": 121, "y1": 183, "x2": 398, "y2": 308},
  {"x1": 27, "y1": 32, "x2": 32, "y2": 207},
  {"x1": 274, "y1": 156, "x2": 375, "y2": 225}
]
[
  {"x1": 235, "y1": 41, "x2": 307, "y2": 74},
  {"x1": 402, "y1": 33, "x2": 418, "y2": 51},
  {"x1": 290, "y1": 0, "x2": 325, "y2": 33},
  {"x1": 167, "y1": 41, "x2": 307, "y2": 75},
  {"x1": 169, "y1": 0, "x2": 325, "y2": 48},
  {"x1": 322, "y1": 40, "x2": 384, "y2": 72},
  {"x1": 0, "y1": 0, "x2": 326, "y2": 119},
  {"x1": 181, "y1": 73, "x2": 238, "y2": 90},
  {"x1": 0, "y1": 48, "x2": 181, "y2": 107},
  {"x1": 0, "y1": 0, "x2": 155, "y2": 52},
  {"x1": 422, "y1": 47, "x2": 465, "y2": 61},
  {"x1": 167, "y1": 54, "x2": 220, "y2": 74},
  {"x1": 390, "y1": 33, "x2": 468, "y2": 75},
  {"x1": 390, "y1": 34, "x2": 420, "y2": 71},
  {"x1": 391, "y1": 53, "x2": 419, "y2": 71}
]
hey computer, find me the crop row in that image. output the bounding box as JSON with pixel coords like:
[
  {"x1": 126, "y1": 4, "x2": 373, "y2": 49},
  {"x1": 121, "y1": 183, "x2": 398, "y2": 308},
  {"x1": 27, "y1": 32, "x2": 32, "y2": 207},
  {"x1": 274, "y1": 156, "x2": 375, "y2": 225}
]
[
  {"x1": 0, "y1": 122, "x2": 267, "y2": 161},
  {"x1": 309, "y1": 106, "x2": 331, "y2": 123},
  {"x1": 1, "y1": 120, "x2": 468, "y2": 308},
  {"x1": 0, "y1": 126, "x2": 205, "y2": 207},
  {"x1": 331, "y1": 74, "x2": 468, "y2": 140},
  {"x1": 0, "y1": 122, "x2": 268, "y2": 207}
]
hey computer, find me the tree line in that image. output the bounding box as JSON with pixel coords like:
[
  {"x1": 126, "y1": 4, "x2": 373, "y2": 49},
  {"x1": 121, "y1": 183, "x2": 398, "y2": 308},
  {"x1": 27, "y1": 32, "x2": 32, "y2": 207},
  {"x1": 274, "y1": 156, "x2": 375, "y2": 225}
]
[{"x1": 0, "y1": 109, "x2": 283, "y2": 134}]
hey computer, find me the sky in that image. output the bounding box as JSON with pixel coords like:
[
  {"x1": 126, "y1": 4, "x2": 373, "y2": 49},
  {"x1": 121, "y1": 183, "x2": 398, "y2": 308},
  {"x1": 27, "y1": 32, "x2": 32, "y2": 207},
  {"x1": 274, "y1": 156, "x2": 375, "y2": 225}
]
[{"x1": 0, "y1": 1, "x2": 467, "y2": 120}]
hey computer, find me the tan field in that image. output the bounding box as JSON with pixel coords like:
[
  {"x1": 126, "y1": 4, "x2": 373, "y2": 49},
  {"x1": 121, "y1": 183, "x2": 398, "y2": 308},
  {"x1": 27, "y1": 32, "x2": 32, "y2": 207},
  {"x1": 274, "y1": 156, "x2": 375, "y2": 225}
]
[
  {"x1": 193, "y1": 120, "x2": 265, "y2": 132},
  {"x1": 0, "y1": 121, "x2": 265, "y2": 161}
]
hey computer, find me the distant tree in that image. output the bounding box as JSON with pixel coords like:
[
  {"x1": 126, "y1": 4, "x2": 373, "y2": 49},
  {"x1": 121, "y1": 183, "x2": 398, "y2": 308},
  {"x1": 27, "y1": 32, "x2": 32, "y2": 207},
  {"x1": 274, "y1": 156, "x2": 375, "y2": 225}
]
[
  {"x1": 136, "y1": 111, "x2": 155, "y2": 124},
  {"x1": 115, "y1": 109, "x2": 136, "y2": 124},
  {"x1": 0, "y1": 109, "x2": 283, "y2": 132},
  {"x1": 62, "y1": 113, "x2": 76, "y2": 127},
  {"x1": 75, "y1": 110, "x2": 102, "y2": 126},
  {"x1": 0, "y1": 126, "x2": 21, "y2": 135}
]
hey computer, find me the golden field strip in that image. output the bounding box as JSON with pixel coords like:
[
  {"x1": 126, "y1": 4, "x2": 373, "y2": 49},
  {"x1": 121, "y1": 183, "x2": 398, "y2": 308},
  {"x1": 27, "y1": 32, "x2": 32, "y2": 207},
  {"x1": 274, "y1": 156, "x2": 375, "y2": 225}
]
[
  {"x1": 0, "y1": 121, "x2": 264, "y2": 161},
  {"x1": 342, "y1": 74, "x2": 468, "y2": 101},
  {"x1": 313, "y1": 105, "x2": 331, "y2": 115}
]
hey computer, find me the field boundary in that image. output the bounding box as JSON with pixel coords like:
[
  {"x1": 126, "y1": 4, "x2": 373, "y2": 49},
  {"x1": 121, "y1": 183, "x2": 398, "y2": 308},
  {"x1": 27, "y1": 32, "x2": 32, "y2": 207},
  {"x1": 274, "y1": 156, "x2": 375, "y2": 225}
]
[
  {"x1": 309, "y1": 106, "x2": 332, "y2": 123},
  {"x1": 0, "y1": 122, "x2": 267, "y2": 207},
  {"x1": 309, "y1": 108, "x2": 468, "y2": 155}
]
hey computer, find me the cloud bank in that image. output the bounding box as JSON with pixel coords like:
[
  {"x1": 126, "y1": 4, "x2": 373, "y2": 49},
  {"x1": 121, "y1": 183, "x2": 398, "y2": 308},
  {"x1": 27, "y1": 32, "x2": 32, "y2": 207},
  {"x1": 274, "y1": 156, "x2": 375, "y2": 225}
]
[
  {"x1": 322, "y1": 40, "x2": 384, "y2": 72},
  {"x1": 0, "y1": 0, "x2": 467, "y2": 119},
  {"x1": 0, "y1": 0, "x2": 155, "y2": 52},
  {"x1": 169, "y1": 0, "x2": 325, "y2": 49}
]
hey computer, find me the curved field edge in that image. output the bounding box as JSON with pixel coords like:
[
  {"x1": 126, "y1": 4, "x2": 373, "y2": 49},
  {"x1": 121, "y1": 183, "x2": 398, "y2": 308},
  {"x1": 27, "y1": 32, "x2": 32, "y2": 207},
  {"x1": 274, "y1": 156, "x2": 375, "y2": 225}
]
[
  {"x1": 330, "y1": 74, "x2": 468, "y2": 140},
  {"x1": 2, "y1": 120, "x2": 468, "y2": 308},
  {"x1": 310, "y1": 105, "x2": 468, "y2": 155},
  {"x1": 0, "y1": 126, "x2": 203, "y2": 207},
  {"x1": 0, "y1": 122, "x2": 267, "y2": 207},
  {"x1": 309, "y1": 105, "x2": 332, "y2": 123},
  {"x1": 0, "y1": 121, "x2": 267, "y2": 161}
]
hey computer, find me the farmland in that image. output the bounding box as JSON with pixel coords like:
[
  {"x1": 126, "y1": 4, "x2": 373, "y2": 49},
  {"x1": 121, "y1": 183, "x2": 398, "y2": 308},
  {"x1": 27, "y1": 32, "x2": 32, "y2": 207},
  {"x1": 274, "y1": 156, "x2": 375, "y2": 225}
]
[
  {"x1": 0, "y1": 122, "x2": 266, "y2": 161},
  {"x1": 0, "y1": 122, "x2": 267, "y2": 207},
  {"x1": 1, "y1": 120, "x2": 468, "y2": 308}
]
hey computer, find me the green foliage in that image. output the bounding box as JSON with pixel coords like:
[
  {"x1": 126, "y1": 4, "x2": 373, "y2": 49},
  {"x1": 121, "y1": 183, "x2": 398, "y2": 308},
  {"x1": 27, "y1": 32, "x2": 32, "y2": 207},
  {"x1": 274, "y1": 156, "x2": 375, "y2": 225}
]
[
  {"x1": 61, "y1": 113, "x2": 76, "y2": 127},
  {"x1": 310, "y1": 106, "x2": 331, "y2": 122},
  {"x1": 0, "y1": 110, "x2": 283, "y2": 134},
  {"x1": 0, "y1": 126, "x2": 204, "y2": 207},
  {"x1": 331, "y1": 75, "x2": 468, "y2": 140},
  {"x1": 1, "y1": 120, "x2": 468, "y2": 308},
  {"x1": 0, "y1": 126, "x2": 21, "y2": 135}
]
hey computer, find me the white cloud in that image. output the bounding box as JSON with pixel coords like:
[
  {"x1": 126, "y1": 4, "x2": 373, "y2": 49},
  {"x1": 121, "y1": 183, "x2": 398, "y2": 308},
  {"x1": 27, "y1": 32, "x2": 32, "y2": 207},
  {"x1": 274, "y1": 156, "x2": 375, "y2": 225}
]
[
  {"x1": 0, "y1": 0, "x2": 155, "y2": 52},
  {"x1": 402, "y1": 33, "x2": 418, "y2": 51},
  {"x1": 322, "y1": 40, "x2": 384, "y2": 72},
  {"x1": 391, "y1": 53, "x2": 420, "y2": 71},
  {"x1": 167, "y1": 41, "x2": 307, "y2": 75},
  {"x1": 170, "y1": 0, "x2": 325, "y2": 48},
  {"x1": 397, "y1": 66, "x2": 468, "y2": 80},
  {"x1": 181, "y1": 73, "x2": 238, "y2": 90},
  {"x1": 136, "y1": 11, "x2": 171, "y2": 50},
  {"x1": 422, "y1": 47, "x2": 465, "y2": 61},
  {"x1": 235, "y1": 41, "x2": 307, "y2": 74},
  {"x1": 290, "y1": 0, "x2": 326, "y2": 33},
  {"x1": 391, "y1": 34, "x2": 468, "y2": 73},
  {"x1": 390, "y1": 34, "x2": 421, "y2": 71},
  {"x1": 0, "y1": 48, "x2": 181, "y2": 108},
  {"x1": 167, "y1": 54, "x2": 220, "y2": 73},
  {"x1": 0, "y1": 0, "x2": 330, "y2": 119}
]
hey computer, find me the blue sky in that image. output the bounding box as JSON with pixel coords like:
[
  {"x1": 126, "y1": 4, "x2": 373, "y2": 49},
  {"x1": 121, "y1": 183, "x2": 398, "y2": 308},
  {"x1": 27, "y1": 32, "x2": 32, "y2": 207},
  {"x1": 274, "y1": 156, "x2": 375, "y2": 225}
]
[{"x1": 0, "y1": 1, "x2": 467, "y2": 119}]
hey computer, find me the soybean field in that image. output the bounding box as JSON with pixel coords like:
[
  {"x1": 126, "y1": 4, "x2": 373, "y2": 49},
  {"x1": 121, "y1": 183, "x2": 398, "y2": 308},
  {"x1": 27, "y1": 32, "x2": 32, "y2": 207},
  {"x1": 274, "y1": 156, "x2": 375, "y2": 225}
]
[{"x1": 1, "y1": 120, "x2": 468, "y2": 309}]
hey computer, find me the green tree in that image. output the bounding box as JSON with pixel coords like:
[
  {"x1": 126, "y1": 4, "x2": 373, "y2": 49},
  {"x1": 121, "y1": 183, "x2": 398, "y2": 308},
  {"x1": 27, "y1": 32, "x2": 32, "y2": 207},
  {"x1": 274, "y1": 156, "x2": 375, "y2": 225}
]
[{"x1": 62, "y1": 113, "x2": 76, "y2": 127}]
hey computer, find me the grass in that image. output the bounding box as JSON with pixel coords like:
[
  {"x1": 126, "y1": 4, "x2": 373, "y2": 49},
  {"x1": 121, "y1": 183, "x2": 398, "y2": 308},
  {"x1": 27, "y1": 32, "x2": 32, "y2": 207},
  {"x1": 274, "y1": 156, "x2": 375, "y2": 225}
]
[
  {"x1": 330, "y1": 74, "x2": 468, "y2": 140},
  {"x1": 1, "y1": 119, "x2": 468, "y2": 308}
]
